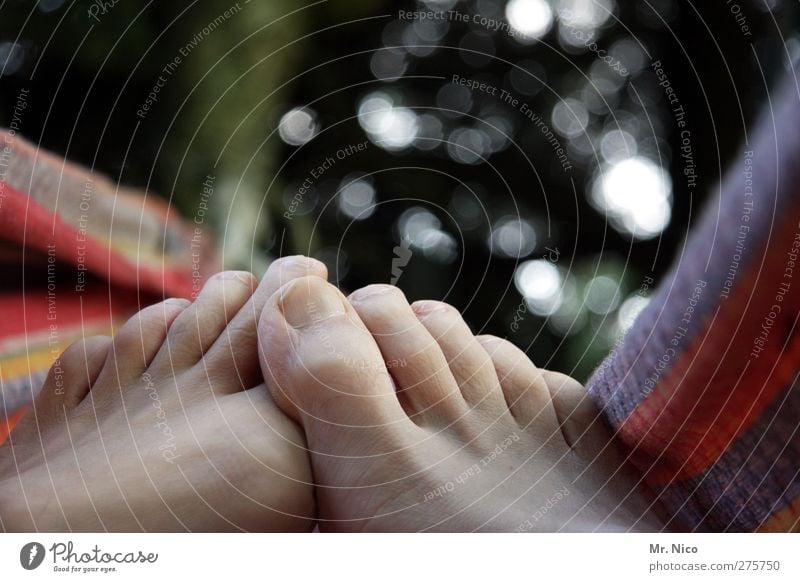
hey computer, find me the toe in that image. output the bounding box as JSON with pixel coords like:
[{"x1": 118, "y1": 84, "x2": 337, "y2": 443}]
[
  {"x1": 104, "y1": 298, "x2": 191, "y2": 380},
  {"x1": 542, "y1": 370, "x2": 599, "y2": 451},
  {"x1": 475, "y1": 335, "x2": 559, "y2": 432},
  {"x1": 477, "y1": 337, "x2": 601, "y2": 451},
  {"x1": 151, "y1": 271, "x2": 256, "y2": 371},
  {"x1": 83, "y1": 298, "x2": 189, "y2": 408},
  {"x1": 36, "y1": 336, "x2": 112, "y2": 418},
  {"x1": 348, "y1": 285, "x2": 467, "y2": 424},
  {"x1": 201, "y1": 256, "x2": 327, "y2": 393},
  {"x1": 261, "y1": 256, "x2": 328, "y2": 298},
  {"x1": 258, "y1": 276, "x2": 410, "y2": 443},
  {"x1": 411, "y1": 301, "x2": 507, "y2": 413}
]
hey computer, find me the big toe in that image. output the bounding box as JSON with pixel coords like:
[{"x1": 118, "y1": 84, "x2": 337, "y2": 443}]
[{"x1": 258, "y1": 276, "x2": 411, "y2": 454}]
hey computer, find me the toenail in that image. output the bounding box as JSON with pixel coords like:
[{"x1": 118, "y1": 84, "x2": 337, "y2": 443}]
[
  {"x1": 412, "y1": 300, "x2": 451, "y2": 314},
  {"x1": 217, "y1": 270, "x2": 255, "y2": 284},
  {"x1": 278, "y1": 255, "x2": 325, "y2": 271},
  {"x1": 280, "y1": 279, "x2": 346, "y2": 328},
  {"x1": 164, "y1": 298, "x2": 191, "y2": 307},
  {"x1": 476, "y1": 335, "x2": 506, "y2": 350},
  {"x1": 349, "y1": 284, "x2": 401, "y2": 301}
]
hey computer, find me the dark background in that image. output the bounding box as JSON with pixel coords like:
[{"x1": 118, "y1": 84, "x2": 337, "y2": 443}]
[{"x1": 1, "y1": 0, "x2": 797, "y2": 380}]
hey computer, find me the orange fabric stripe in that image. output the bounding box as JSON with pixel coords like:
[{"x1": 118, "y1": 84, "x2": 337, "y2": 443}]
[
  {"x1": 757, "y1": 499, "x2": 800, "y2": 532},
  {"x1": 0, "y1": 409, "x2": 27, "y2": 444}
]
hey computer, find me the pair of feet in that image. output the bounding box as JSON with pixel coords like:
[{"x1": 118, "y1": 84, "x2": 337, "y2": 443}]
[{"x1": 0, "y1": 257, "x2": 662, "y2": 531}]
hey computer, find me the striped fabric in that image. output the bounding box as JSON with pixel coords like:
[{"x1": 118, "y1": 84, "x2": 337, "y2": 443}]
[
  {"x1": 587, "y1": 64, "x2": 800, "y2": 532},
  {"x1": 0, "y1": 130, "x2": 214, "y2": 437}
]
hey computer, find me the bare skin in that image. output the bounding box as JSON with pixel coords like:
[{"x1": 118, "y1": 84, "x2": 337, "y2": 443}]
[
  {"x1": 258, "y1": 278, "x2": 664, "y2": 532},
  {"x1": 0, "y1": 257, "x2": 325, "y2": 532}
]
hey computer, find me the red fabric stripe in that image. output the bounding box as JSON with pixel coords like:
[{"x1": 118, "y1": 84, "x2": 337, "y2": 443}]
[
  {"x1": 0, "y1": 287, "x2": 137, "y2": 339},
  {"x1": 0, "y1": 183, "x2": 193, "y2": 299}
]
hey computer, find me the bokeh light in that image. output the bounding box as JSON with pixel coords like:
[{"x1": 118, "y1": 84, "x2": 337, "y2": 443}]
[
  {"x1": 584, "y1": 275, "x2": 622, "y2": 315},
  {"x1": 278, "y1": 107, "x2": 319, "y2": 146},
  {"x1": 37, "y1": 0, "x2": 68, "y2": 13},
  {"x1": 398, "y1": 207, "x2": 458, "y2": 263},
  {"x1": 506, "y1": 0, "x2": 554, "y2": 43},
  {"x1": 338, "y1": 176, "x2": 377, "y2": 220},
  {"x1": 489, "y1": 217, "x2": 537, "y2": 258},
  {"x1": 591, "y1": 156, "x2": 672, "y2": 239},
  {"x1": 447, "y1": 127, "x2": 491, "y2": 164},
  {"x1": 358, "y1": 92, "x2": 419, "y2": 151},
  {"x1": 0, "y1": 41, "x2": 26, "y2": 76},
  {"x1": 370, "y1": 48, "x2": 408, "y2": 81},
  {"x1": 515, "y1": 259, "x2": 563, "y2": 315},
  {"x1": 600, "y1": 129, "x2": 638, "y2": 163},
  {"x1": 551, "y1": 97, "x2": 590, "y2": 138}
]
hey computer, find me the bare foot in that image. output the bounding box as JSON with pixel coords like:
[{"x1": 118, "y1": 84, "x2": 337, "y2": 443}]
[
  {"x1": 258, "y1": 279, "x2": 664, "y2": 532},
  {"x1": 0, "y1": 257, "x2": 326, "y2": 532}
]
